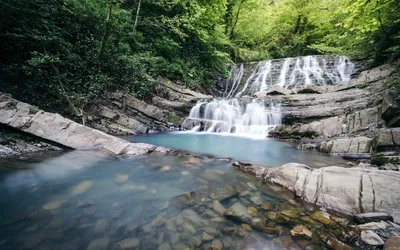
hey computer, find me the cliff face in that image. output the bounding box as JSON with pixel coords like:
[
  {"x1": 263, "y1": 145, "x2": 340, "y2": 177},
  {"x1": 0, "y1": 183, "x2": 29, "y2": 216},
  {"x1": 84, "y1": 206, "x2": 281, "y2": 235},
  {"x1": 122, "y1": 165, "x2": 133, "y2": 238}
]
[
  {"x1": 87, "y1": 79, "x2": 212, "y2": 136},
  {"x1": 267, "y1": 64, "x2": 400, "y2": 168}
]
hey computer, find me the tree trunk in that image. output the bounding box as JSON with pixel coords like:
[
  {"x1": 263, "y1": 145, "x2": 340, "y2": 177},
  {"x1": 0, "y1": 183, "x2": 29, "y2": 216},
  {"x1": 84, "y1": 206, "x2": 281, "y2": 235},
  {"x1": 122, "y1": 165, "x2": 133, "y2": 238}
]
[
  {"x1": 98, "y1": 1, "x2": 113, "y2": 59},
  {"x1": 133, "y1": 0, "x2": 141, "y2": 32},
  {"x1": 229, "y1": 0, "x2": 246, "y2": 39}
]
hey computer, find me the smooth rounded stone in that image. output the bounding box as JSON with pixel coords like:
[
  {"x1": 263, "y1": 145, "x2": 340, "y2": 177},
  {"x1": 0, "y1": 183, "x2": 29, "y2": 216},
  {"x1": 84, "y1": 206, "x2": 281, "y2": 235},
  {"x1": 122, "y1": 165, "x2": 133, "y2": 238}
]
[
  {"x1": 260, "y1": 202, "x2": 274, "y2": 211},
  {"x1": 43, "y1": 200, "x2": 65, "y2": 210},
  {"x1": 182, "y1": 209, "x2": 203, "y2": 226},
  {"x1": 209, "y1": 186, "x2": 238, "y2": 201},
  {"x1": 239, "y1": 190, "x2": 251, "y2": 197},
  {"x1": 76, "y1": 200, "x2": 95, "y2": 208},
  {"x1": 181, "y1": 171, "x2": 191, "y2": 176},
  {"x1": 152, "y1": 215, "x2": 167, "y2": 227},
  {"x1": 188, "y1": 236, "x2": 202, "y2": 247},
  {"x1": 384, "y1": 236, "x2": 400, "y2": 250},
  {"x1": 115, "y1": 238, "x2": 140, "y2": 249},
  {"x1": 361, "y1": 230, "x2": 385, "y2": 246},
  {"x1": 248, "y1": 207, "x2": 258, "y2": 217},
  {"x1": 160, "y1": 165, "x2": 171, "y2": 172},
  {"x1": 202, "y1": 232, "x2": 215, "y2": 242},
  {"x1": 188, "y1": 157, "x2": 201, "y2": 164},
  {"x1": 87, "y1": 237, "x2": 109, "y2": 250},
  {"x1": 71, "y1": 180, "x2": 93, "y2": 196},
  {"x1": 310, "y1": 211, "x2": 334, "y2": 225},
  {"x1": 183, "y1": 222, "x2": 196, "y2": 234},
  {"x1": 112, "y1": 208, "x2": 124, "y2": 219},
  {"x1": 267, "y1": 212, "x2": 291, "y2": 223},
  {"x1": 200, "y1": 170, "x2": 223, "y2": 181},
  {"x1": 205, "y1": 227, "x2": 218, "y2": 236},
  {"x1": 158, "y1": 242, "x2": 172, "y2": 250},
  {"x1": 211, "y1": 239, "x2": 224, "y2": 250},
  {"x1": 170, "y1": 234, "x2": 180, "y2": 244},
  {"x1": 165, "y1": 219, "x2": 177, "y2": 231},
  {"x1": 263, "y1": 226, "x2": 282, "y2": 235},
  {"x1": 241, "y1": 224, "x2": 252, "y2": 231},
  {"x1": 223, "y1": 202, "x2": 252, "y2": 224},
  {"x1": 355, "y1": 212, "x2": 394, "y2": 224},
  {"x1": 249, "y1": 196, "x2": 263, "y2": 205},
  {"x1": 120, "y1": 184, "x2": 147, "y2": 192},
  {"x1": 239, "y1": 198, "x2": 252, "y2": 207},
  {"x1": 330, "y1": 215, "x2": 350, "y2": 228},
  {"x1": 172, "y1": 242, "x2": 190, "y2": 250},
  {"x1": 357, "y1": 221, "x2": 390, "y2": 231},
  {"x1": 281, "y1": 208, "x2": 303, "y2": 219},
  {"x1": 94, "y1": 219, "x2": 108, "y2": 234},
  {"x1": 290, "y1": 225, "x2": 312, "y2": 239},
  {"x1": 115, "y1": 174, "x2": 129, "y2": 183},
  {"x1": 176, "y1": 215, "x2": 184, "y2": 226}
]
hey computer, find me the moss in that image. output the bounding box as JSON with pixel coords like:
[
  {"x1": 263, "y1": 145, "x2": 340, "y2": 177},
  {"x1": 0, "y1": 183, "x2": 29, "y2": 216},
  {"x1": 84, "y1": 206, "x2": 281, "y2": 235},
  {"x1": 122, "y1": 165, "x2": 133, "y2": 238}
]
[{"x1": 167, "y1": 114, "x2": 183, "y2": 125}]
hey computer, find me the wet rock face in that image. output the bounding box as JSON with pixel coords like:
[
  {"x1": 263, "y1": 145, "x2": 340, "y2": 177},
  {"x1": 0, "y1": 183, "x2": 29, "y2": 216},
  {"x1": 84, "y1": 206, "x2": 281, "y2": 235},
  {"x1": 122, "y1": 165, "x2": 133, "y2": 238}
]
[{"x1": 355, "y1": 213, "x2": 394, "y2": 224}]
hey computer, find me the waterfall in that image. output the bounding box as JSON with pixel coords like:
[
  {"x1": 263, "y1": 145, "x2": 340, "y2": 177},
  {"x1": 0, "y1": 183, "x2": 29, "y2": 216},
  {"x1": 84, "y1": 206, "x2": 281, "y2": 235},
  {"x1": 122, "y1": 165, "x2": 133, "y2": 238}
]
[
  {"x1": 185, "y1": 55, "x2": 355, "y2": 138},
  {"x1": 187, "y1": 99, "x2": 281, "y2": 138},
  {"x1": 223, "y1": 55, "x2": 355, "y2": 97}
]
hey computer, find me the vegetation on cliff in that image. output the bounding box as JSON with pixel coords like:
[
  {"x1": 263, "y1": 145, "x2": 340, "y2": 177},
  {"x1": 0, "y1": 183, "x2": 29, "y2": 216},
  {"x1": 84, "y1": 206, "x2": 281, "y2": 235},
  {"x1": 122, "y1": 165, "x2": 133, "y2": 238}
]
[{"x1": 0, "y1": 0, "x2": 399, "y2": 119}]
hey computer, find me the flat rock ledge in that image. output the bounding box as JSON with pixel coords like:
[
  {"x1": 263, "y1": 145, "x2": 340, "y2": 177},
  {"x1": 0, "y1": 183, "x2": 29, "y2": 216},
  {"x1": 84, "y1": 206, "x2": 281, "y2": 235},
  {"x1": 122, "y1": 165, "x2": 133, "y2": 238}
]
[
  {"x1": 0, "y1": 93, "x2": 157, "y2": 156},
  {"x1": 233, "y1": 162, "x2": 400, "y2": 222}
]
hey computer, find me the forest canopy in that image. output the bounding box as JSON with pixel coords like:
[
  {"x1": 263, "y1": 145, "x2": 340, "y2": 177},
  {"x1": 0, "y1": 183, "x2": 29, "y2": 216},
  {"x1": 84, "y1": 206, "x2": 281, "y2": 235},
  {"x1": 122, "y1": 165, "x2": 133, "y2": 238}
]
[{"x1": 0, "y1": 0, "x2": 399, "y2": 117}]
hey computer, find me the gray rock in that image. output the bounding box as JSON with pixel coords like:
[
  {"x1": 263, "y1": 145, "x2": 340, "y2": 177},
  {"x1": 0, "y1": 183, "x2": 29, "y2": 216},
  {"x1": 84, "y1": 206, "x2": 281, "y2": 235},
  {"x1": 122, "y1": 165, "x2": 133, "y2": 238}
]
[
  {"x1": 384, "y1": 236, "x2": 400, "y2": 249},
  {"x1": 211, "y1": 239, "x2": 223, "y2": 250},
  {"x1": 361, "y1": 230, "x2": 385, "y2": 246},
  {"x1": 212, "y1": 200, "x2": 226, "y2": 215},
  {"x1": 115, "y1": 238, "x2": 140, "y2": 249},
  {"x1": 0, "y1": 93, "x2": 156, "y2": 156},
  {"x1": 357, "y1": 221, "x2": 390, "y2": 230},
  {"x1": 223, "y1": 202, "x2": 252, "y2": 224},
  {"x1": 209, "y1": 186, "x2": 238, "y2": 201},
  {"x1": 264, "y1": 164, "x2": 400, "y2": 222},
  {"x1": 355, "y1": 213, "x2": 394, "y2": 224},
  {"x1": 158, "y1": 242, "x2": 172, "y2": 250},
  {"x1": 87, "y1": 237, "x2": 109, "y2": 250}
]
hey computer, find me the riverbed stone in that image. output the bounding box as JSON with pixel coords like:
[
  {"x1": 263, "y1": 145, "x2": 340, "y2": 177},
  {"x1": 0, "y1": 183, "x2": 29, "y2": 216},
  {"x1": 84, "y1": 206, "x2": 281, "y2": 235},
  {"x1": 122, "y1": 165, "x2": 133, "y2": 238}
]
[
  {"x1": 94, "y1": 219, "x2": 108, "y2": 235},
  {"x1": 211, "y1": 239, "x2": 223, "y2": 250},
  {"x1": 357, "y1": 221, "x2": 390, "y2": 230},
  {"x1": 71, "y1": 181, "x2": 93, "y2": 196},
  {"x1": 209, "y1": 186, "x2": 238, "y2": 201},
  {"x1": 241, "y1": 224, "x2": 252, "y2": 231},
  {"x1": 223, "y1": 202, "x2": 252, "y2": 223},
  {"x1": 281, "y1": 208, "x2": 303, "y2": 219},
  {"x1": 248, "y1": 207, "x2": 258, "y2": 217},
  {"x1": 291, "y1": 225, "x2": 312, "y2": 239},
  {"x1": 158, "y1": 242, "x2": 172, "y2": 250},
  {"x1": 267, "y1": 211, "x2": 291, "y2": 223},
  {"x1": 361, "y1": 230, "x2": 385, "y2": 246},
  {"x1": 43, "y1": 200, "x2": 65, "y2": 210},
  {"x1": 385, "y1": 236, "x2": 400, "y2": 250},
  {"x1": 212, "y1": 200, "x2": 226, "y2": 215},
  {"x1": 202, "y1": 232, "x2": 215, "y2": 242},
  {"x1": 311, "y1": 211, "x2": 333, "y2": 225},
  {"x1": 87, "y1": 237, "x2": 109, "y2": 250},
  {"x1": 249, "y1": 196, "x2": 263, "y2": 205},
  {"x1": 260, "y1": 202, "x2": 274, "y2": 211}
]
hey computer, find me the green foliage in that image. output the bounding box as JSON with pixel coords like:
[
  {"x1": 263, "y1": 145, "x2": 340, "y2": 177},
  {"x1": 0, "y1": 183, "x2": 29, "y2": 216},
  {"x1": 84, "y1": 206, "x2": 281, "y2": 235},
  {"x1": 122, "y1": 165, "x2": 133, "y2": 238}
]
[{"x1": 0, "y1": 0, "x2": 231, "y2": 119}]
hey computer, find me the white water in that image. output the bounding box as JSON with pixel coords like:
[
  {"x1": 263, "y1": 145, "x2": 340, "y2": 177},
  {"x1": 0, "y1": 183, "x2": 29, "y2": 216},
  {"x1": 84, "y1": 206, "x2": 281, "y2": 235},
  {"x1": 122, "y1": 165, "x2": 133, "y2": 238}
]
[
  {"x1": 224, "y1": 55, "x2": 355, "y2": 97},
  {"x1": 188, "y1": 99, "x2": 281, "y2": 138},
  {"x1": 187, "y1": 55, "x2": 355, "y2": 138}
]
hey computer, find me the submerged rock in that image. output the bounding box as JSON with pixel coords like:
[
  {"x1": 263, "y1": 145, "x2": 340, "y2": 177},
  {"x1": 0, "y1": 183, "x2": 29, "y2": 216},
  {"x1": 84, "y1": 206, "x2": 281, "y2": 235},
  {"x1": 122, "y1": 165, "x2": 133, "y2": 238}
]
[
  {"x1": 158, "y1": 242, "x2": 172, "y2": 250},
  {"x1": 42, "y1": 200, "x2": 65, "y2": 210},
  {"x1": 223, "y1": 202, "x2": 252, "y2": 224},
  {"x1": 291, "y1": 225, "x2": 312, "y2": 239},
  {"x1": 311, "y1": 211, "x2": 333, "y2": 225},
  {"x1": 71, "y1": 181, "x2": 93, "y2": 196},
  {"x1": 87, "y1": 237, "x2": 109, "y2": 250},
  {"x1": 211, "y1": 239, "x2": 223, "y2": 250},
  {"x1": 115, "y1": 238, "x2": 140, "y2": 249},
  {"x1": 241, "y1": 224, "x2": 252, "y2": 231},
  {"x1": 212, "y1": 200, "x2": 226, "y2": 215},
  {"x1": 209, "y1": 186, "x2": 238, "y2": 201}
]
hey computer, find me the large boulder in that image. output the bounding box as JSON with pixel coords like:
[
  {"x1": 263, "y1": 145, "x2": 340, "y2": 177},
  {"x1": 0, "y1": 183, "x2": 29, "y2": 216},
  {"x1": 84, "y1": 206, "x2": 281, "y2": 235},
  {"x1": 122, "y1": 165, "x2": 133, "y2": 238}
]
[
  {"x1": 321, "y1": 137, "x2": 372, "y2": 154},
  {"x1": 0, "y1": 93, "x2": 155, "y2": 156},
  {"x1": 264, "y1": 163, "x2": 400, "y2": 222},
  {"x1": 371, "y1": 129, "x2": 400, "y2": 165},
  {"x1": 381, "y1": 90, "x2": 400, "y2": 127}
]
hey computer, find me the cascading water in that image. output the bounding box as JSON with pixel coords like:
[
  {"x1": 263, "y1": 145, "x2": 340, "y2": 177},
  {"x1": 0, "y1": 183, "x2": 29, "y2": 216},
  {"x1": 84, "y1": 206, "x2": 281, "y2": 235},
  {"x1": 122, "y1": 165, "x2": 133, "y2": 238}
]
[
  {"x1": 187, "y1": 99, "x2": 281, "y2": 138},
  {"x1": 186, "y1": 55, "x2": 355, "y2": 138},
  {"x1": 224, "y1": 55, "x2": 355, "y2": 97}
]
